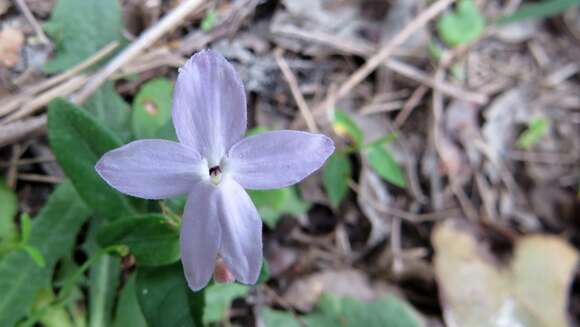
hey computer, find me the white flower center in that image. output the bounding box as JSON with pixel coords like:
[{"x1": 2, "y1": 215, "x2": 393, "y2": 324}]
[{"x1": 209, "y1": 165, "x2": 222, "y2": 185}]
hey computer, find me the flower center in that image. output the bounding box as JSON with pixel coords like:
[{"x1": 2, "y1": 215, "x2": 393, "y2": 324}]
[{"x1": 209, "y1": 165, "x2": 222, "y2": 185}]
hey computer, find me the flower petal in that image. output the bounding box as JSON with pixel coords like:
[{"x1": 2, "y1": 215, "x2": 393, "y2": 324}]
[
  {"x1": 95, "y1": 140, "x2": 206, "y2": 199},
  {"x1": 180, "y1": 183, "x2": 221, "y2": 291},
  {"x1": 172, "y1": 49, "x2": 247, "y2": 165},
  {"x1": 228, "y1": 130, "x2": 335, "y2": 189},
  {"x1": 216, "y1": 178, "x2": 262, "y2": 285}
]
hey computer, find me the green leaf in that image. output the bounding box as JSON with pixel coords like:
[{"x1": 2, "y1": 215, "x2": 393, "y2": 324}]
[
  {"x1": 247, "y1": 126, "x2": 270, "y2": 136},
  {"x1": 20, "y1": 213, "x2": 32, "y2": 244},
  {"x1": 97, "y1": 214, "x2": 180, "y2": 266},
  {"x1": 85, "y1": 82, "x2": 132, "y2": 142},
  {"x1": 437, "y1": 0, "x2": 485, "y2": 47},
  {"x1": 366, "y1": 145, "x2": 407, "y2": 188},
  {"x1": 283, "y1": 188, "x2": 311, "y2": 218},
  {"x1": 0, "y1": 178, "x2": 17, "y2": 242},
  {"x1": 22, "y1": 245, "x2": 46, "y2": 268},
  {"x1": 136, "y1": 263, "x2": 205, "y2": 327},
  {"x1": 0, "y1": 182, "x2": 90, "y2": 326},
  {"x1": 517, "y1": 117, "x2": 550, "y2": 150},
  {"x1": 249, "y1": 187, "x2": 310, "y2": 228},
  {"x1": 113, "y1": 275, "x2": 147, "y2": 327},
  {"x1": 262, "y1": 309, "x2": 301, "y2": 327},
  {"x1": 249, "y1": 188, "x2": 289, "y2": 228},
  {"x1": 263, "y1": 293, "x2": 423, "y2": 327},
  {"x1": 203, "y1": 283, "x2": 250, "y2": 324},
  {"x1": 323, "y1": 153, "x2": 352, "y2": 208},
  {"x1": 86, "y1": 219, "x2": 120, "y2": 327},
  {"x1": 257, "y1": 260, "x2": 271, "y2": 284},
  {"x1": 48, "y1": 98, "x2": 135, "y2": 220},
  {"x1": 497, "y1": 0, "x2": 580, "y2": 25},
  {"x1": 89, "y1": 254, "x2": 120, "y2": 327},
  {"x1": 132, "y1": 78, "x2": 174, "y2": 139},
  {"x1": 44, "y1": 0, "x2": 124, "y2": 73},
  {"x1": 201, "y1": 9, "x2": 218, "y2": 32},
  {"x1": 333, "y1": 110, "x2": 364, "y2": 145},
  {"x1": 31, "y1": 288, "x2": 74, "y2": 327}
]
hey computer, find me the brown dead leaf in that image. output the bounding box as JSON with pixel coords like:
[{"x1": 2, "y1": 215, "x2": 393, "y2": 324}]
[
  {"x1": 282, "y1": 269, "x2": 391, "y2": 311},
  {"x1": 0, "y1": 0, "x2": 9, "y2": 16},
  {"x1": 433, "y1": 221, "x2": 578, "y2": 327},
  {"x1": 0, "y1": 28, "x2": 25, "y2": 68}
]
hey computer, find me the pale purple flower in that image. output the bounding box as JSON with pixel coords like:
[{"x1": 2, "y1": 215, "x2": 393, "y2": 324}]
[{"x1": 95, "y1": 49, "x2": 334, "y2": 291}]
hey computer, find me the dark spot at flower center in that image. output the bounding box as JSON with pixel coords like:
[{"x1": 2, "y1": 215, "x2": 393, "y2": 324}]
[{"x1": 209, "y1": 166, "x2": 221, "y2": 176}]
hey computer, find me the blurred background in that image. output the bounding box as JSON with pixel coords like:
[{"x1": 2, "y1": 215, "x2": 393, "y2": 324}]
[{"x1": 1, "y1": 0, "x2": 580, "y2": 326}]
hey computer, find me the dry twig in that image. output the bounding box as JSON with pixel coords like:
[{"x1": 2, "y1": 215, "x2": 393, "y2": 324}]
[
  {"x1": 274, "y1": 48, "x2": 319, "y2": 132},
  {"x1": 315, "y1": 0, "x2": 456, "y2": 113},
  {"x1": 73, "y1": 0, "x2": 205, "y2": 103}
]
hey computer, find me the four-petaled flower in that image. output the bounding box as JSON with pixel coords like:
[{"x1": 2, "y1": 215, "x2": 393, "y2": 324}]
[{"x1": 95, "y1": 50, "x2": 335, "y2": 291}]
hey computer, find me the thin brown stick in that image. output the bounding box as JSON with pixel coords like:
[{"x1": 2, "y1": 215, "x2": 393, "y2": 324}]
[
  {"x1": 0, "y1": 116, "x2": 47, "y2": 148},
  {"x1": 0, "y1": 42, "x2": 119, "y2": 118},
  {"x1": 315, "y1": 0, "x2": 456, "y2": 113},
  {"x1": 73, "y1": 0, "x2": 204, "y2": 103},
  {"x1": 6, "y1": 144, "x2": 22, "y2": 188},
  {"x1": 18, "y1": 174, "x2": 62, "y2": 184},
  {"x1": 275, "y1": 25, "x2": 487, "y2": 105},
  {"x1": 274, "y1": 48, "x2": 318, "y2": 132},
  {"x1": 2, "y1": 75, "x2": 87, "y2": 124},
  {"x1": 0, "y1": 156, "x2": 55, "y2": 168},
  {"x1": 394, "y1": 85, "x2": 429, "y2": 127},
  {"x1": 14, "y1": 0, "x2": 50, "y2": 44}
]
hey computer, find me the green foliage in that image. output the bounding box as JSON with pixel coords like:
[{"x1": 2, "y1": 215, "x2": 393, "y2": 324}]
[
  {"x1": 136, "y1": 263, "x2": 205, "y2": 327},
  {"x1": 517, "y1": 117, "x2": 550, "y2": 150},
  {"x1": 366, "y1": 144, "x2": 407, "y2": 188},
  {"x1": 132, "y1": 79, "x2": 174, "y2": 139},
  {"x1": 47, "y1": 98, "x2": 135, "y2": 220},
  {"x1": 31, "y1": 288, "x2": 75, "y2": 327},
  {"x1": 44, "y1": 0, "x2": 124, "y2": 73},
  {"x1": 113, "y1": 275, "x2": 147, "y2": 327},
  {"x1": 20, "y1": 213, "x2": 32, "y2": 243},
  {"x1": 333, "y1": 110, "x2": 364, "y2": 145},
  {"x1": 97, "y1": 214, "x2": 180, "y2": 266},
  {"x1": 497, "y1": 0, "x2": 580, "y2": 24},
  {"x1": 323, "y1": 153, "x2": 352, "y2": 208},
  {"x1": 86, "y1": 219, "x2": 120, "y2": 327},
  {"x1": 263, "y1": 293, "x2": 423, "y2": 327},
  {"x1": 0, "y1": 182, "x2": 90, "y2": 326},
  {"x1": 22, "y1": 245, "x2": 46, "y2": 268},
  {"x1": 85, "y1": 82, "x2": 133, "y2": 142},
  {"x1": 437, "y1": 0, "x2": 485, "y2": 47},
  {"x1": 0, "y1": 178, "x2": 17, "y2": 242},
  {"x1": 249, "y1": 187, "x2": 310, "y2": 228},
  {"x1": 88, "y1": 254, "x2": 120, "y2": 327},
  {"x1": 201, "y1": 9, "x2": 218, "y2": 32},
  {"x1": 257, "y1": 260, "x2": 271, "y2": 284},
  {"x1": 203, "y1": 283, "x2": 250, "y2": 324}
]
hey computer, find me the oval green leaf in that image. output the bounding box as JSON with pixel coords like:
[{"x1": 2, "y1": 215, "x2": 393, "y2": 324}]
[
  {"x1": 97, "y1": 214, "x2": 180, "y2": 266},
  {"x1": 0, "y1": 179, "x2": 17, "y2": 242},
  {"x1": 323, "y1": 153, "x2": 352, "y2": 208},
  {"x1": 136, "y1": 263, "x2": 205, "y2": 327},
  {"x1": 366, "y1": 145, "x2": 407, "y2": 188},
  {"x1": 47, "y1": 98, "x2": 135, "y2": 220},
  {"x1": 132, "y1": 78, "x2": 174, "y2": 140},
  {"x1": 437, "y1": 0, "x2": 485, "y2": 47}
]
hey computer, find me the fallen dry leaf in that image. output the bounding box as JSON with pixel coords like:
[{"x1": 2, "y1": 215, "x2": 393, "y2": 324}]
[
  {"x1": 282, "y1": 269, "x2": 391, "y2": 311},
  {"x1": 433, "y1": 221, "x2": 578, "y2": 327},
  {"x1": 0, "y1": 0, "x2": 9, "y2": 16},
  {"x1": 0, "y1": 28, "x2": 25, "y2": 68}
]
